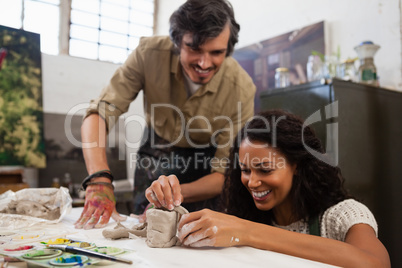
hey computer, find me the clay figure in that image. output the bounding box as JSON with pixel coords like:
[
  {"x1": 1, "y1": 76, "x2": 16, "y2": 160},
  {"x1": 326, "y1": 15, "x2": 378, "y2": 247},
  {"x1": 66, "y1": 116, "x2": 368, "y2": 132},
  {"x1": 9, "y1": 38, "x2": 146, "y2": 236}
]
[{"x1": 102, "y1": 206, "x2": 188, "y2": 248}]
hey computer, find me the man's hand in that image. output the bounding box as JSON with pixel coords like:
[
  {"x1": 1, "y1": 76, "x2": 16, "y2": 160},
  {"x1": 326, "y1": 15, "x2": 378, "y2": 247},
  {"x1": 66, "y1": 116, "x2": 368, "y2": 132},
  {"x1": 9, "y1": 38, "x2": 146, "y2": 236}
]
[
  {"x1": 74, "y1": 184, "x2": 126, "y2": 229},
  {"x1": 145, "y1": 175, "x2": 183, "y2": 211}
]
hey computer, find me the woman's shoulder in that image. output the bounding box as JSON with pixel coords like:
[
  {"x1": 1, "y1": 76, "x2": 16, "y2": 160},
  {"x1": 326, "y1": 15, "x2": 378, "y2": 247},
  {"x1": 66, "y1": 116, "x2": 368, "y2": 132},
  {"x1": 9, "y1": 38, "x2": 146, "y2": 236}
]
[{"x1": 320, "y1": 199, "x2": 378, "y2": 241}]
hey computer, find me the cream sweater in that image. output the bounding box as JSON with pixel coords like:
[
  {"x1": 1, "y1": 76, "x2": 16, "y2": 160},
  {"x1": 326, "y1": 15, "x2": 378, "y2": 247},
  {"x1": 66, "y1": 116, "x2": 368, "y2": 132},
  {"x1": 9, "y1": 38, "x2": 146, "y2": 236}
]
[{"x1": 272, "y1": 199, "x2": 378, "y2": 241}]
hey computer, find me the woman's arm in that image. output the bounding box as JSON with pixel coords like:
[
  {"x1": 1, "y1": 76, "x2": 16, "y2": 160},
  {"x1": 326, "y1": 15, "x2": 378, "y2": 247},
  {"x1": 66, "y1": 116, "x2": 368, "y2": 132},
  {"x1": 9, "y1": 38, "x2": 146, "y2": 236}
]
[{"x1": 178, "y1": 209, "x2": 390, "y2": 268}]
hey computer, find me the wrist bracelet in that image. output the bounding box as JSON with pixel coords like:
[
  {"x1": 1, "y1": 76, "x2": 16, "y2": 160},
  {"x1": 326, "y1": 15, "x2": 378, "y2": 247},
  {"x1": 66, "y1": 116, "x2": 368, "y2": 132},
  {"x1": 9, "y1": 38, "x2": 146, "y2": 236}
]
[
  {"x1": 81, "y1": 171, "x2": 114, "y2": 191},
  {"x1": 86, "y1": 182, "x2": 115, "y2": 190}
]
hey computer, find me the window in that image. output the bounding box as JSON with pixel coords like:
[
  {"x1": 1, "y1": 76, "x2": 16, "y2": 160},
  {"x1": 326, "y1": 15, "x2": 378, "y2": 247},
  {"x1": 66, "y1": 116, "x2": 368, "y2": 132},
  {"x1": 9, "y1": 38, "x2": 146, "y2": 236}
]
[
  {"x1": 0, "y1": 0, "x2": 155, "y2": 63},
  {"x1": 70, "y1": 0, "x2": 155, "y2": 63},
  {"x1": 0, "y1": 0, "x2": 60, "y2": 55}
]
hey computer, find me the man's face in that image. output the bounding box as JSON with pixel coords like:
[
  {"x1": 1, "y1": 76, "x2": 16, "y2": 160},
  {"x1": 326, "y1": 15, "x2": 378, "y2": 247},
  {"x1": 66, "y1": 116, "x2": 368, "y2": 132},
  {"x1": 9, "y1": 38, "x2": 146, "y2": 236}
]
[{"x1": 179, "y1": 24, "x2": 230, "y2": 84}]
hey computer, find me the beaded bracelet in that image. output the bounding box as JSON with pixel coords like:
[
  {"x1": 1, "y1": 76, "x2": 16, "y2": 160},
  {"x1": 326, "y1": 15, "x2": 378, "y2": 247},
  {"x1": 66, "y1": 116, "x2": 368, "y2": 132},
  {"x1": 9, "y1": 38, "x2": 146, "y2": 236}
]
[{"x1": 81, "y1": 170, "x2": 114, "y2": 191}]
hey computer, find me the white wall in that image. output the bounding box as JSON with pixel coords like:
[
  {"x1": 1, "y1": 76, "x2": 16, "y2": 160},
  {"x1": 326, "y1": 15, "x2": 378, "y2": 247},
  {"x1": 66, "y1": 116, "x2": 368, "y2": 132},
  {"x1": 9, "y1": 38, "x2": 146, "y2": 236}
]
[
  {"x1": 42, "y1": 54, "x2": 119, "y2": 114},
  {"x1": 41, "y1": 54, "x2": 144, "y2": 181},
  {"x1": 156, "y1": 0, "x2": 402, "y2": 91}
]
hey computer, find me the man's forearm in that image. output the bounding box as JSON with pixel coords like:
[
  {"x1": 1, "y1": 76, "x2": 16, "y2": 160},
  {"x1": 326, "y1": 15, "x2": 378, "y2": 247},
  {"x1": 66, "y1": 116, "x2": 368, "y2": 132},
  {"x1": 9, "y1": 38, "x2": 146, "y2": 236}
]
[
  {"x1": 81, "y1": 113, "x2": 110, "y2": 180},
  {"x1": 181, "y1": 172, "x2": 225, "y2": 203}
]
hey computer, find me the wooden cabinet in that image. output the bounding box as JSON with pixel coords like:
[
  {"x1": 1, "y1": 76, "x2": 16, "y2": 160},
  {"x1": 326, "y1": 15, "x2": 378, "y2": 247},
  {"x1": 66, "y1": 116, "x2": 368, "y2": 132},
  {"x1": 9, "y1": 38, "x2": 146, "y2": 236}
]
[{"x1": 0, "y1": 168, "x2": 29, "y2": 194}]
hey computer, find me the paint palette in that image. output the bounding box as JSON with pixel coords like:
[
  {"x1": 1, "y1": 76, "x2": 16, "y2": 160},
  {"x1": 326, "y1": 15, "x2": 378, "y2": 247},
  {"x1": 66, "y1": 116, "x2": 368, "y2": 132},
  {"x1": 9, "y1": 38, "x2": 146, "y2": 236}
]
[
  {"x1": 41, "y1": 238, "x2": 71, "y2": 245},
  {"x1": 0, "y1": 244, "x2": 36, "y2": 255},
  {"x1": 2, "y1": 240, "x2": 132, "y2": 268},
  {"x1": 67, "y1": 241, "x2": 96, "y2": 249},
  {"x1": 12, "y1": 232, "x2": 44, "y2": 241},
  {"x1": 22, "y1": 249, "x2": 63, "y2": 260},
  {"x1": 40, "y1": 238, "x2": 96, "y2": 249},
  {"x1": 0, "y1": 231, "x2": 16, "y2": 237},
  {"x1": 91, "y1": 246, "x2": 124, "y2": 256},
  {"x1": 0, "y1": 231, "x2": 15, "y2": 244},
  {"x1": 49, "y1": 255, "x2": 89, "y2": 266}
]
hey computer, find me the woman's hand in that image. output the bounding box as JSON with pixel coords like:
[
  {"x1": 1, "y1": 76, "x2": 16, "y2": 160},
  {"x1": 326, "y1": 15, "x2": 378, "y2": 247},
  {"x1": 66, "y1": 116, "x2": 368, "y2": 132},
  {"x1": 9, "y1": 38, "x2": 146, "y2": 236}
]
[
  {"x1": 74, "y1": 184, "x2": 126, "y2": 229},
  {"x1": 145, "y1": 175, "x2": 183, "y2": 210},
  {"x1": 177, "y1": 209, "x2": 245, "y2": 247}
]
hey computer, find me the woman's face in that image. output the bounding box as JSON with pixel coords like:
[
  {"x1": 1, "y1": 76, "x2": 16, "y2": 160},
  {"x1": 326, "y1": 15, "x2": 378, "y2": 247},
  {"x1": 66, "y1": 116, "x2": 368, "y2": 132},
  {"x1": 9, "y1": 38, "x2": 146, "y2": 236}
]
[{"x1": 239, "y1": 138, "x2": 296, "y2": 223}]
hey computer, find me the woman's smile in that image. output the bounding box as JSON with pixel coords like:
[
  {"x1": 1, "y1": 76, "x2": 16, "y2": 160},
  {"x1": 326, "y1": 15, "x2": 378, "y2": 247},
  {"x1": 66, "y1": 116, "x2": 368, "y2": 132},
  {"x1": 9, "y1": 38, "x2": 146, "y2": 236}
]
[{"x1": 251, "y1": 189, "x2": 271, "y2": 201}]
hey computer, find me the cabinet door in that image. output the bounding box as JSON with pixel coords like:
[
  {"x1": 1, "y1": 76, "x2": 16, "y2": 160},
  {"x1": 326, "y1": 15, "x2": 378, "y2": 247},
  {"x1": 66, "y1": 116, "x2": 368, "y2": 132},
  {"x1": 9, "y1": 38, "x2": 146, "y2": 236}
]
[
  {"x1": 333, "y1": 79, "x2": 402, "y2": 268},
  {"x1": 259, "y1": 81, "x2": 333, "y2": 146}
]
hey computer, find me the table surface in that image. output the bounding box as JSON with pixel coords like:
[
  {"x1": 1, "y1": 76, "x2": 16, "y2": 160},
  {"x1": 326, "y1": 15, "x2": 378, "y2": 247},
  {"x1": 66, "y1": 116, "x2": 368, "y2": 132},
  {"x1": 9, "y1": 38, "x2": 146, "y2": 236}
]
[{"x1": 5, "y1": 208, "x2": 337, "y2": 268}]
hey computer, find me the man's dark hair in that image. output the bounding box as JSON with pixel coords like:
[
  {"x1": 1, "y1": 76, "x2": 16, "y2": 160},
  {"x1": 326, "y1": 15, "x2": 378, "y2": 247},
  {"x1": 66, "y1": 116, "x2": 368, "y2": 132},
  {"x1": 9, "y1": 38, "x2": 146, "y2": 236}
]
[{"x1": 169, "y1": 0, "x2": 240, "y2": 56}]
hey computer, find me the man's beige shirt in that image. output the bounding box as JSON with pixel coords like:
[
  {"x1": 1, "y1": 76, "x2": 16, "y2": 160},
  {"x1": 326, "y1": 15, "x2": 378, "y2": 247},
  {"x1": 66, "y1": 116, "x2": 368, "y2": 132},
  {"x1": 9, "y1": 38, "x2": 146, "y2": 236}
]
[{"x1": 86, "y1": 36, "x2": 256, "y2": 174}]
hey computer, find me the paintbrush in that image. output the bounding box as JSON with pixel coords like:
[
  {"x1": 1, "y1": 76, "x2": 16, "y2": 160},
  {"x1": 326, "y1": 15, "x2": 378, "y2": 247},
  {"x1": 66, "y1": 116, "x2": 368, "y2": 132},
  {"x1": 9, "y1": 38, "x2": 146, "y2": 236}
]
[{"x1": 47, "y1": 245, "x2": 133, "y2": 265}]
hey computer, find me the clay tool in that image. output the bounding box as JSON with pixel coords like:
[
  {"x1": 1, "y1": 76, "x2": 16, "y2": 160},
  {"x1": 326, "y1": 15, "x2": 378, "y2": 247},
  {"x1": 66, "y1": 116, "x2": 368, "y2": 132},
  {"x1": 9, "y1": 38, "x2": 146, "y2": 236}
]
[{"x1": 47, "y1": 245, "x2": 132, "y2": 265}]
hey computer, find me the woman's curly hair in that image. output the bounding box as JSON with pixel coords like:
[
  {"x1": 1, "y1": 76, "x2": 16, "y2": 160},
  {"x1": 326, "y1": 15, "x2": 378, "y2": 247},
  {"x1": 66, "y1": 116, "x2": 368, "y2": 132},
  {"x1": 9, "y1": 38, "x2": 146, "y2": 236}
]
[{"x1": 221, "y1": 109, "x2": 351, "y2": 224}]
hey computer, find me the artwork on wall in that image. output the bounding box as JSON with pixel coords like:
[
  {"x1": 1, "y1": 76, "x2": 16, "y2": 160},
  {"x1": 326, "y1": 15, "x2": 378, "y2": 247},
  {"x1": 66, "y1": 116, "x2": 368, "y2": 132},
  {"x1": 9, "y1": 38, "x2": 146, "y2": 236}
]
[
  {"x1": 233, "y1": 21, "x2": 325, "y2": 113},
  {"x1": 38, "y1": 113, "x2": 127, "y2": 189},
  {"x1": 0, "y1": 25, "x2": 46, "y2": 168}
]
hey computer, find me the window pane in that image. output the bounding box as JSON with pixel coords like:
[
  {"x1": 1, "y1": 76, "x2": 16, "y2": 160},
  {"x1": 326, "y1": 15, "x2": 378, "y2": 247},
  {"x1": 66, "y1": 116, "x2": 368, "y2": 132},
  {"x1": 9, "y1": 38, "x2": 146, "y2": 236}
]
[
  {"x1": 99, "y1": 45, "x2": 127, "y2": 63},
  {"x1": 70, "y1": 0, "x2": 154, "y2": 63},
  {"x1": 101, "y1": 2, "x2": 129, "y2": 20},
  {"x1": 101, "y1": 17, "x2": 128, "y2": 35},
  {"x1": 0, "y1": 0, "x2": 23, "y2": 29},
  {"x1": 130, "y1": 0, "x2": 154, "y2": 13},
  {"x1": 70, "y1": 25, "x2": 99, "y2": 43},
  {"x1": 69, "y1": 39, "x2": 98, "y2": 60},
  {"x1": 128, "y1": 36, "x2": 140, "y2": 50},
  {"x1": 40, "y1": 0, "x2": 60, "y2": 4},
  {"x1": 99, "y1": 31, "x2": 128, "y2": 48},
  {"x1": 130, "y1": 10, "x2": 153, "y2": 27},
  {"x1": 71, "y1": 10, "x2": 99, "y2": 28},
  {"x1": 24, "y1": 0, "x2": 59, "y2": 55},
  {"x1": 129, "y1": 24, "x2": 152, "y2": 37},
  {"x1": 103, "y1": 0, "x2": 129, "y2": 7},
  {"x1": 72, "y1": 0, "x2": 100, "y2": 14}
]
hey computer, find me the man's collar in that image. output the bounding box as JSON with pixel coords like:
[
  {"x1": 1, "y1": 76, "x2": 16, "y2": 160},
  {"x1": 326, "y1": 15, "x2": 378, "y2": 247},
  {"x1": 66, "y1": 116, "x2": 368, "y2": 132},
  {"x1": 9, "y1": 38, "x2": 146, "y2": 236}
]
[{"x1": 171, "y1": 51, "x2": 180, "y2": 76}]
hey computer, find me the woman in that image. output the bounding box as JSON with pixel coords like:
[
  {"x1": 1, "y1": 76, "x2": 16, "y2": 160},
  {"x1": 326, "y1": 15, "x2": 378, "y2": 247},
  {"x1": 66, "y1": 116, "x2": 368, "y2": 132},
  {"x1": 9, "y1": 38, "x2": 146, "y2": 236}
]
[{"x1": 145, "y1": 109, "x2": 390, "y2": 268}]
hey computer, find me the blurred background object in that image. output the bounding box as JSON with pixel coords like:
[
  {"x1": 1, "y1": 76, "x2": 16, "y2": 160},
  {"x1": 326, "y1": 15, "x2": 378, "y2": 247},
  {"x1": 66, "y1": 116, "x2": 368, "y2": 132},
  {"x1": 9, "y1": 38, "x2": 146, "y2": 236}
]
[{"x1": 354, "y1": 41, "x2": 380, "y2": 86}]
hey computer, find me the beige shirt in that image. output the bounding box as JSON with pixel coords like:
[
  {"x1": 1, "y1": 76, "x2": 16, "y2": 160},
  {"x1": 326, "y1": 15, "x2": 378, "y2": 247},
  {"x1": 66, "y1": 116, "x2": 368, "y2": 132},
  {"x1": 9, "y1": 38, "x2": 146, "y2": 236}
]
[{"x1": 85, "y1": 36, "x2": 256, "y2": 174}]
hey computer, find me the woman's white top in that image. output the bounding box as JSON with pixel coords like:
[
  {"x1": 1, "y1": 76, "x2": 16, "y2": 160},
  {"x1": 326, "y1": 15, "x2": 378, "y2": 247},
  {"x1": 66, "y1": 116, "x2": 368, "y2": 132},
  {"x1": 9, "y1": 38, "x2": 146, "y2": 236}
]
[{"x1": 272, "y1": 199, "x2": 378, "y2": 241}]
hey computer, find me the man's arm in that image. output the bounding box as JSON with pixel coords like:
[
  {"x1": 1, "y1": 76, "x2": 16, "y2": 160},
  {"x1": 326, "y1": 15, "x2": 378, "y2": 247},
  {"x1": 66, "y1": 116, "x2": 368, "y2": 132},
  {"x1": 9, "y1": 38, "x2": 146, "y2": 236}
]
[
  {"x1": 180, "y1": 172, "x2": 225, "y2": 203},
  {"x1": 74, "y1": 113, "x2": 126, "y2": 229},
  {"x1": 81, "y1": 113, "x2": 109, "y2": 175}
]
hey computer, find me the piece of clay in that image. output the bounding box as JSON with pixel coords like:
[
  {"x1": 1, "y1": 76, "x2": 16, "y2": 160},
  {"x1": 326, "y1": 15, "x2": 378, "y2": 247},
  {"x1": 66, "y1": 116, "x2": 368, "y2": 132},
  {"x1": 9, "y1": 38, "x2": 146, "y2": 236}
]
[
  {"x1": 102, "y1": 221, "x2": 147, "y2": 239},
  {"x1": 145, "y1": 206, "x2": 188, "y2": 248},
  {"x1": 0, "y1": 200, "x2": 60, "y2": 220},
  {"x1": 102, "y1": 206, "x2": 188, "y2": 248}
]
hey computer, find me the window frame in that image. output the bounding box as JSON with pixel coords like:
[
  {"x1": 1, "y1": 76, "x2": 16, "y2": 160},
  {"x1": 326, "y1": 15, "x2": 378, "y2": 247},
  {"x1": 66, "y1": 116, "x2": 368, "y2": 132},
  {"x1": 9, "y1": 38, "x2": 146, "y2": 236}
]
[
  {"x1": 66, "y1": 0, "x2": 156, "y2": 63},
  {"x1": 5, "y1": 0, "x2": 157, "y2": 63}
]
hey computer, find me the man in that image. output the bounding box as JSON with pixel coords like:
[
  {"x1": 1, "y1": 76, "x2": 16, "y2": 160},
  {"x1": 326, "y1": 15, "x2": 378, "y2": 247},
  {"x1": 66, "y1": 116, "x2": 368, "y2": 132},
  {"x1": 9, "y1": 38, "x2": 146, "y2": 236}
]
[{"x1": 75, "y1": 0, "x2": 256, "y2": 229}]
